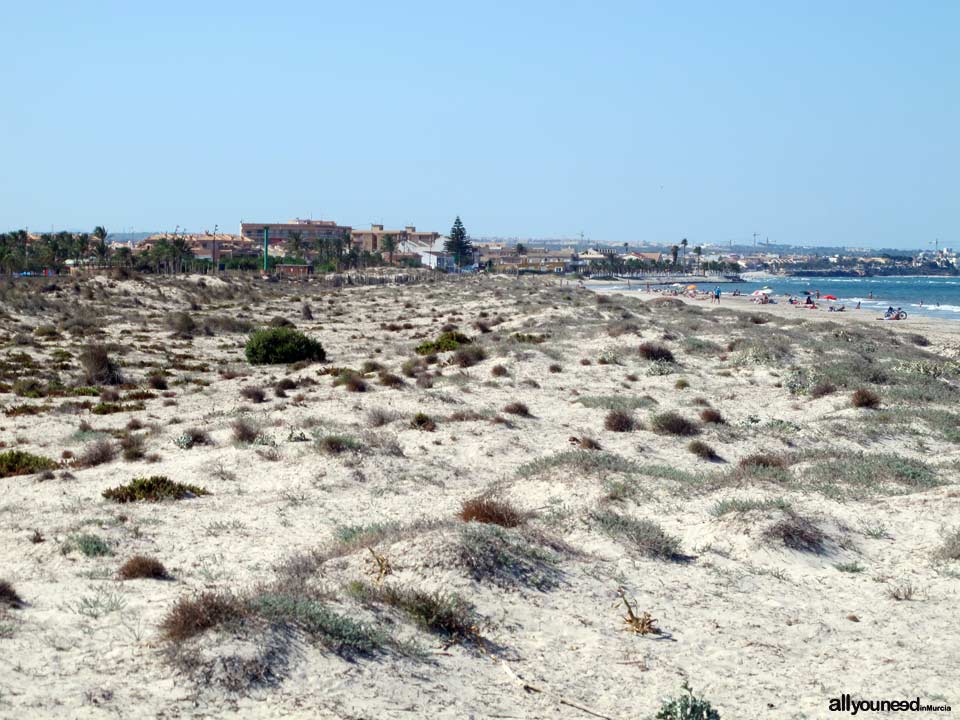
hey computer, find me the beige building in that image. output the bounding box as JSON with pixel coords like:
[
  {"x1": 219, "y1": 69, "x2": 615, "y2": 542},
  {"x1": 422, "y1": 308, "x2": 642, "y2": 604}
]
[
  {"x1": 240, "y1": 219, "x2": 352, "y2": 249},
  {"x1": 351, "y1": 224, "x2": 440, "y2": 254}
]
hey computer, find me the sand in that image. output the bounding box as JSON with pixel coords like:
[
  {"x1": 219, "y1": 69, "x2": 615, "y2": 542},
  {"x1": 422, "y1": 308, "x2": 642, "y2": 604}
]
[{"x1": 0, "y1": 273, "x2": 957, "y2": 718}]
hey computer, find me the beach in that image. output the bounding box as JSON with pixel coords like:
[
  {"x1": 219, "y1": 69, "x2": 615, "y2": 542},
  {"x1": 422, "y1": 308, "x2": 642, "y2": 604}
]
[{"x1": 1, "y1": 274, "x2": 957, "y2": 718}]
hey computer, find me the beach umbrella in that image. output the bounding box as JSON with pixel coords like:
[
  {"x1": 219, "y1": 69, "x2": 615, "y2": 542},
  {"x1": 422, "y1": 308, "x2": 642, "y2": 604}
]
[
  {"x1": 687, "y1": 284, "x2": 697, "y2": 289},
  {"x1": 751, "y1": 289, "x2": 770, "y2": 296},
  {"x1": 822, "y1": 294, "x2": 837, "y2": 300}
]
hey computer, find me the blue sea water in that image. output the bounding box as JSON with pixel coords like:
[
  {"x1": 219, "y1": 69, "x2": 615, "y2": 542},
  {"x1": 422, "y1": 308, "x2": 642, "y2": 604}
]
[{"x1": 604, "y1": 276, "x2": 960, "y2": 321}]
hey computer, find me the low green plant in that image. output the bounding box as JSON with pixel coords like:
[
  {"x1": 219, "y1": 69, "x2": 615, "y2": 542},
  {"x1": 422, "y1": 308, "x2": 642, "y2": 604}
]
[
  {"x1": 591, "y1": 510, "x2": 682, "y2": 560},
  {"x1": 655, "y1": 682, "x2": 721, "y2": 720},
  {"x1": 414, "y1": 331, "x2": 471, "y2": 355},
  {"x1": 102, "y1": 475, "x2": 210, "y2": 503},
  {"x1": 0, "y1": 450, "x2": 57, "y2": 479}
]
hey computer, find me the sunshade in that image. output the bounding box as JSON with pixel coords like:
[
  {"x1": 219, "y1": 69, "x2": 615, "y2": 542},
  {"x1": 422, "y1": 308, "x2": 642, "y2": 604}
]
[{"x1": 822, "y1": 294, "x2": 837, "y2": 300}]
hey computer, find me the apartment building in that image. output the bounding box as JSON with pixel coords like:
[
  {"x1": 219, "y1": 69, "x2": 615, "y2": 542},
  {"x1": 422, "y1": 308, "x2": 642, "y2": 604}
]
[
  {"x1": 351, "y1": 224, "x2": 440, "y2": 254},
  {"x1": 239, "y1": 219, "x2": 352, "y2": 247}
]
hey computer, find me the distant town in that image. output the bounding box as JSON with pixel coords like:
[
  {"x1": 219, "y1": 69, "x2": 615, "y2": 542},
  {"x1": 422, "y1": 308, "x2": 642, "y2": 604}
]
[{"x1": 0, "y1": 218, "x2": 955, "y2": 278}]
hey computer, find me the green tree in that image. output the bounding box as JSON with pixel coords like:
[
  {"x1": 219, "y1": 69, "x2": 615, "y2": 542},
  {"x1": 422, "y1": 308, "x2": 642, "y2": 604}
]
[
  {"x1": 516, "y1": 242, "x2": 527, "y2": 255},
  {"x1": 680, "y1": 237, "x2": 688, "y2": 266},
  {"x1": 693, "y1": 245, "x2": 702, "y2": 274},
  {"x1": 284, "y1": 230, "x2": 305, "y2": 259},
  {"x1": 444, "y1": 216, "x2": 473, "y2": 268},
  {"x1": 670, "y1": 245, "x2": 679, "y2": 267},
  {"x1": 381, "y1": 233, "x2": 398, "y2": 264}
]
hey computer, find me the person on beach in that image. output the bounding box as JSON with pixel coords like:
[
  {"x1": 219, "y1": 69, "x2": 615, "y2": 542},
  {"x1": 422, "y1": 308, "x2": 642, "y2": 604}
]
[
  {"x1": 856, "y1": 301, "x2": 861, "y2": 310},
  {"x1": 713, "y1": 287, "x2": 721, "y2": 304}
]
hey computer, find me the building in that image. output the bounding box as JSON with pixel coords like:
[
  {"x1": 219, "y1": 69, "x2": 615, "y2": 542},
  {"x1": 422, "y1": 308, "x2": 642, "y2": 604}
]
[
  {"x1": 239, "y1": 219, "x2": 352, "y2": 248},
  {"x1": 351, "y1": 224, "x2": 440, "y2": 254}
]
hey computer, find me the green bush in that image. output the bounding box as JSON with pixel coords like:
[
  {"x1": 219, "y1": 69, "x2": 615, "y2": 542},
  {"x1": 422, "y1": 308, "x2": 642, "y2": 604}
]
[
  {"x1": 245, "y1": 327, "x2": 326, "y2": 365},
  {"x1": 102, "y1": 475, "x2": 210, "y2": 503},
  {"x1": 0, "y1": 450, "x2": 57, "y2": 479},
  {"x1": 656, "y1": 682, "x2": 721, "y2": 719},
  {"x1": 415, "y1": 331, "x2": 471, "y2": 355}
]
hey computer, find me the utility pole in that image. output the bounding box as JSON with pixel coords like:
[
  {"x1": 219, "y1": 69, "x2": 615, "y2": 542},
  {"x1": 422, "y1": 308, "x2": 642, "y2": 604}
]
[{"x1": 753, "y1": 232, "x2": 759, "y2": 248}]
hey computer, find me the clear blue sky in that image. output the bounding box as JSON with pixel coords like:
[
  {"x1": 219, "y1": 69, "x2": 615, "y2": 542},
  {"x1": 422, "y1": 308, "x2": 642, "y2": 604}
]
[{"x1": 1, "y1": 1, "x2": 956, "y2": 248}]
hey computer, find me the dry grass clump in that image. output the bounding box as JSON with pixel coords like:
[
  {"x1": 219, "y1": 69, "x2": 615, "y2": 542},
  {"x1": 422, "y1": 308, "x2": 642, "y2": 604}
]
[
  {"x1": 119, "y1": 555, "x2": 171, "y2": 580},
  {"x1": 232, "y1": 417, "x2": 259, "y2": 443},
  {"x1": 0, "y1": 579, "x2": 24, "y2": 608},
  {"x1": 147, "y1": 373, "x2": 169, "y2": 390},
  {"x1": 650, "y1": 412, "x2": 699, "y2": 436},
  {"x1": 366, "y1": 408, "x2": 400, "y2": 427},
  {"x1": 688, "y1": 440, "x2": 720, "y2": 460},
  {"x1": 604, "y1": 409, "x2": 635, "y2": 432},
  {"x1": 176, "y1": 427, "x2": 212, "y2": 449},
  {"x1": 490, "y1": 364, "x2": 509, "y2": 377},
  {"x1": 851, "y1": 388, "x2": 881, "y2": 408},
  {"x1": 160, "y1": 590, "x2": 247, "y2": 642},
  {"x1": 699, "y1": 408, "x2": 725, "y2": 424},
  {"x1": 334, "y1": 370, "x2": 368, "y2": 392},
  {"x1": 240, "y1": 385, "x2": 266, "y2": 404},
  {"x1": 411, "y1": 412, "x2": 436, "y2": 431},
  {"x1": 638, "y1": 342, "x2": 674, "y2": 363},
  {"x1": 458, "y1": 495, "x2": 526, "y2": 528},
  {"x1": 762, "y1": 511, "x2": 827, "y2": 553},
  {"x1": 503, "y1": 402, "x2": 531, "y2": 417},
  {"x1": 75, "y1": 439, "x2": 117, "y2": 468},
  {"x1": 103, "y1": 475, "x2": 209, "y2": 503},
  {"x1": 316, "y1": 435, "x2": 362, "y2": 454},
  {"x1": 548, "y1": 363, "x2": 562, "y2": 373},
  {"x1": 0, "y1": 449, "x2": 58, "y2": 478}
]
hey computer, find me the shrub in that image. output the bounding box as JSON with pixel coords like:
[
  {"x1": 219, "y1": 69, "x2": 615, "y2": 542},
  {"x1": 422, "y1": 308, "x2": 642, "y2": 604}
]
[
  {"x1": 638, "y1": 342, "x2": 674, "y2": 363},
  {"x1": 79, "y1": 344, "x2": 123, "y2": 385},
  {"x1": 810, "y1": 380, "x2": 836, "y2": 399},
  {"x1": 688, "y1": 440, "x2": 719, "y2": 460},
  {"x1": 0, "y1": 450, "x2": 58, "y2": 478},
  {"x1": 411, "y1": 412, "x2": 436, "y2": 431},
  {"x1": 699, "y1": 408, "x2": 724, "y2": 424},
  {"x1": 592, "y1": 510, "x2": 682, "y2": 560},
  {"x1": 674, "y1": 378, "x2": 690, "y2": 390},
  {"x1": 175, "y1": 427, "x2": 212, "y2": 449},
  {"x1": 740, "y1": 453, "x2": 787, "y2": 469},
  {"x1": 604, "y1": 410, "x2": 634, "y2": 432},
  {"x1": 454, "y1": 345, "x2": 486, "y2": 368},
  {"x1": 851, "y1": 388, "x2": 880, "y2": 408},
  {"x1": 650, "y1": 412, "x2": 699, "y2": 436},
  {"x1": 316, "y1": 435, "x2": 362, "y2": 454},
  {"x1": 232, "y1": 417, "x2": 259, "y2": 443},
  {"x1": 548, "y1": 363, "x2": 562, "y2": 373},
  {"x1": 147, "y1": 373, "x2": 168, "y2": 390},
  {"x1": 103, "y1": 476, "x2": 209, "y2": 503},
  {"x1": 935, "y1": 527, "x2": 960, "y2": 561},
  {"x1": 120, "y1": 433, "x2": 146, "y2": 461},
  {"x1": 0, "y1": 580, "x2": 24, "y2": 608},
  {"x1": 160, "y1": 591, "x2": 247, "y2": 642},
  {"x1": 348, "y1": 582, "x2": 481, "y2": 642},
  {"x1": 459, "y1": 496, "x2": 526, "y2": 528},
  {"x1": 503, "y1": 402, "x2": 531, "y2": 417},
  {"x1": 491, "y1": 365, "x2": 509, "y2": 377},
  {"x1": 167, "y1": 311, "x2": 196, "y2": 336},
  {"x1": 378, "y1": 371, "x2": 404, "y2": 388},
  {"x1": 240, "y1": 385, "x2": 266, "y2": 403},
  {"x1": 13, "y1": 378, "x2": 44, "y2": 398},
  {"x1": 655, "y1": 683, "x2": 721, "y2": 720},
  {"x1": 415, "y1": 331, "x2": 471, "y2": 355},
  {"x1": 75, "y1": 439, "x2": 117, "y2": 468},
  {"x1": 301, "y1": 302, "x2": 314, "y2": 320},
  {"x1": 244, "y1": 328, "x2": 326, "y2": 365},
  {"x1": 119, "y1": 555, "x2": 171, "y2": 580},
  {"x1": 366, "y1": 408, "x2": 399, "y2": 427},
  {"x1": 268, "y1": 316, "x2": 295, "y2": 328}
]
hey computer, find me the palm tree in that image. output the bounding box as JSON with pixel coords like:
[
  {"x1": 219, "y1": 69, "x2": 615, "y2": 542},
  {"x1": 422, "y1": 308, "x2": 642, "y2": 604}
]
[
  {"x1": 381, "y1": 233, "x2": 397, "y2": 264},
  {"x1": 171, "y1": 237, "x2": 193, "y2": 273},
  {"x1": 693, "y1": 246, "x2": 702, "y2": 275},
  {"x1": 114, "y1": 246, "x2": 132, "y2": 269},
  {"x1": 93, "y1": 239, "x2": 111, "y2": 267},
  {"x1": 285, "y1": 230, "x2": 305, "y2": 259},
  {"x1": 680, "y1": 238, "x2": 688, "y2": 268},
  {"x1": 670, "y1": 245, "x2": 679, "y2": 267}
]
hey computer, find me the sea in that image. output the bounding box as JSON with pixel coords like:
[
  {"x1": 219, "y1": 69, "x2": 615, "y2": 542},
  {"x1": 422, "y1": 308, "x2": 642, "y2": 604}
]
[{"x1": 601, "y1": 275, "x2": 960, "y2": 322}]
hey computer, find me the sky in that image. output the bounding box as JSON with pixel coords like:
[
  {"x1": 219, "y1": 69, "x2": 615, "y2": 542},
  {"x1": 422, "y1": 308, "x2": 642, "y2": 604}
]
[{"x1": 1, "y1": 1, "x2": 957, "y2": 248}]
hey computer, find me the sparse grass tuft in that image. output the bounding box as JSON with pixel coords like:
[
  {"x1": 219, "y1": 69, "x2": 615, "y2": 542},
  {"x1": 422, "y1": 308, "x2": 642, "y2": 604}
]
[
  {"x1": 503, "y1": 402, "x2": 531, "y2": 417},
  {"x1": 232, "y1": 417, "x2": 260, "y2": 443},
  {"x1": 347, "y1": 582, "x2": 482, "y2": 643},
  {"x1": 936, "y1": 527, "x2": 960, "y2": 561},
  {"x1": 762, "y1": 511, "x2": 826, "y2": 553},
  {"x1": 591, "y1": 510, "x2": 682, "y2": 560},
  {"x1": 411, "y1": 412, "x2": 436, "y2": 431},
  {"x1": 240, "y1": 385, "x2": 267, "y2": 404},
  {"x1": 0, "y1": 580, "x2": 24, "y2": 608},
  {"x1": 687, "y1": 440, "x2": 719, "y2": 460},
  {"x1": 160, "y1": 591, "x2": 247, "y2": 642},
  {"x1": 638, "y1": 342, "x2": 674, "y2": 363},
  {"x1": 699, "y1": 408, "x2": 724, "y2": 424},
  {"x1": 458, "y1": 524, "x2": 560, "y2": 590},
  {"x1": 79, "y1": 344, "x2": 123, "y2": 385}
]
